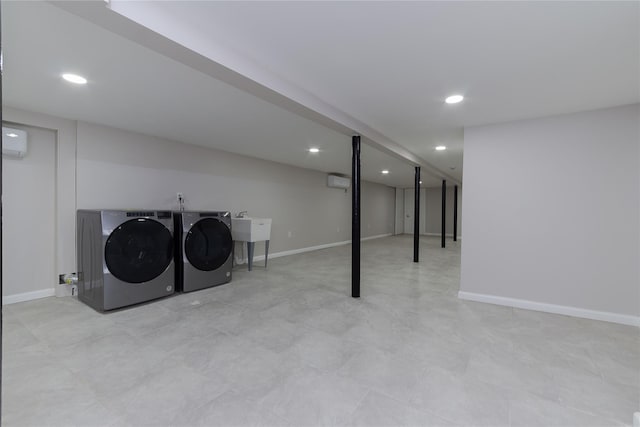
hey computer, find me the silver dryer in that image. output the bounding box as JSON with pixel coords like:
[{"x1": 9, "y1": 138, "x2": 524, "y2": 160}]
[{"x1": 174, "y1": 211, "x2": 232, "y2": 293}]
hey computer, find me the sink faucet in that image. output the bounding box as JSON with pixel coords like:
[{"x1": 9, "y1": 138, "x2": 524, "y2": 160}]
[{"x1": 237, "y1": 211, "x2": 248, "y2": 218}]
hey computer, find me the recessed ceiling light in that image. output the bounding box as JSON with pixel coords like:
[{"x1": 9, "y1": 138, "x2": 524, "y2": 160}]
[
  {"x1": 445, "y1": 94, "x2": 464, "y2": 104},
  {"x1": 62, "y1": 73, "x2": 87, "y2": 85},
  {"x1": 381, "y1": 170, "x2": 389, "y2": 174},
  {"x1": 308, "y1": 147, "x2": 320, "y2": 153},
  {"x1": 435, "y1": 146, "x2": 447, "y2": 151},
  {"x1": 6, "y1": 133, "x2": 18, "y2": 138},
  {"x1": 419, "y1": 181, "x2": 422, "y2": 184}
]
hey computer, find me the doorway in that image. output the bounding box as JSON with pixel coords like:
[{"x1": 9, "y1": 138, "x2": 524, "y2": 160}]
[{"x1": 403, "y1": 187, "x2": 426, "y2": 234}]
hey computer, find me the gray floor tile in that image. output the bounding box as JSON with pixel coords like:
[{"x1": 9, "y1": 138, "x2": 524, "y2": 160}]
[
  {"x1": 178, "y1": 390, "x2": 291, "y2": 427},
  {"x1": 410, "y1": 367, "x2": 511, "y2": 426},
  {"x1": 349, "y1": 391, "x2": 454, "y2": 427},
  {"x1": 103, "y1": 364, "x2": 230, "y2": 426},
  {"x1": 258, "y1": 366, "x2": 369, "y2": 426},
  {"x1": 509, "y1": 391, "x2": 626, "y2": 427},
  {"x1": 2, "y1": 316, "x2": 39, "y2": 352},
  {"x1": 2, "y1": 236, "x2": 637, "y2": 426}
]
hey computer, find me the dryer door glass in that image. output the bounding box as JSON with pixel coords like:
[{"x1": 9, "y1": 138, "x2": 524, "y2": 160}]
[
  {"x1": 105, "y1": 219, "x2": 173, "y2": 284},
  {"x1": 184, "y1": 218, "x2": 232, "y2": 271}
]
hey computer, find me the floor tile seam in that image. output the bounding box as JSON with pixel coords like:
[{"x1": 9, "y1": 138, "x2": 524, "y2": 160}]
[
  {"x1": 557, "y1": 371, "x2": 640, "y2": 399},
  {"x1": 547, "y1": 361, "x2": 620, "y2": 393},
  {"x1": 202, "y1": 326, "x2": 269, "y2": 356},
  {"x1": 0, "y1": 339, "x2": 51, "y2": 357},
  {"x1": 465, "y1": 374, "x2": 541, "y2": 407},
  {"x1": 71, "y1": 369, "x2": 134, "y2": 418},
  {"x1": 287, "y1": 312, "x2": 360, "y2": 339},
  {"x1": 88, "y1": 344, "x2": 176, "y2": 396},
  {"x1": 471, "y1": 344, "x2": 558, "y2": 374},
  {"x1": 224, "y1": 383, "x2": 291, "y2": 423},
  {"x1": 370, "y1": 385, "x2": 466, "y2": 427},
  {"x1": 210, "y1": 324, "x2": 262, "y2": 347},
  {"x1": 79, "y1": 365, "x2": 142, "y2": 406},
  {"x1": 2, "y1": 312, "x2": 30, "y2": 330},
  {"x1": 53, "y1": 330, "x2": 144, "y2": 363},
  {"x1": 174, "y1": 378, "x2": 234, "y2": 421},
  {"x1": 343, "y1": 387, "x2": 372, "y2": 423},
  {"x1": 196, "y1": 298, "x2": 254, "y2": 314},
  {"x1": 507, "y1": 391, "x2": 569, "y2": 417},
  {"x1": 239, "y1": 333, "x2": 307, "y2": 358},
  {"x1": 333, "y1": 360, "x2": 431, "y2": 400},
  {"x1": 551, "y1": 362, "x2": 608, "y2": 387},
  {"x1": 34, "y1": 326, "x2": 123, "y2": 352},
  {"x1": 9, "y1": 344, "x2": 78, "y2": 378},
  {"x1": 10, "y1": 312, "x2": 85, "y2": 337},
  {"x1": 597, "y1": 374, "x2": 640, "y2": 391},
  {"x1": 140, "y1": 320, "x2": 225, "y2": 345},
  {"x1": 244, "y1": 378, "x2": 319, "y2": 427},
  {"x1": 586, "y1": 351, "x2": 636, "y2": 384},
  {"x1": 2, "y1": 370, "x2": 94, "y2": 402},
  {"x1": 215, "y1": 294, "x2": 293, "y2": 312},
  {"x1": 300, "y1": 357, "x2": 353, "y2": 376},
  {"x1": 92, "y1": 365, "x2": 197, "y2": 421},
  {"x1": 560, "y1": 401, "x2": 630, "y2": 426},
  {"x1": 2, "y1": 341, "x2": 57, "y2": 365}
]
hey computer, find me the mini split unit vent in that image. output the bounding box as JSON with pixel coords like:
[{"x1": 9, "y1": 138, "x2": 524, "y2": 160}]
[
  {"x1": 2, "y1": 127, "x2": 28, "y2": 158},
  {"x1": 327, "y1": 174, "x2": 350, "y2": 189}
]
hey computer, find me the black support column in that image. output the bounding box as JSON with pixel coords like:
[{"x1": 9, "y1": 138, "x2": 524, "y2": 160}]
[
  {"x1": 441, "y1": 180, "x2": 446, "y2": 248},
  {"x1": 453, "y1": 185, "x2": 458, "y2": 242},
  {"x1": 351, "y1": 136, "x2": 361, "y2": 298},
  {"x1": 413, "y1": 167, "x2": 420, "y2": 262}
]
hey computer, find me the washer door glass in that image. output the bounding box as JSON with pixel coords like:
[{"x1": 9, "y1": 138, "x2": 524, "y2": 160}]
[
  {"x1": 185, "y1": 218, "x2": 232, "y2": 271},
  {"x1": 105, "y1": 218, "x2": 173, "y2": 284}
]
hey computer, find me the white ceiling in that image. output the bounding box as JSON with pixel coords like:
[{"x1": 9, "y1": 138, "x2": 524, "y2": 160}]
[
  {"x1": 107, "y1": 0, "x2": 640, "y2": 182},
  {"x1": 4, "y1": 1, "x2": 638, "y2": 188},
  {"x1": 2, "y1": 1, "x2": 430, "y2": 188}
]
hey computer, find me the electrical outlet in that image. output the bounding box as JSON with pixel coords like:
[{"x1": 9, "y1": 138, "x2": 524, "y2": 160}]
[
  {"x1": 287, "y1": 231, "x2": 292, "y2": 238},
  {"x1": 337, "y1": 226, "x2": 340, "y2": 233},
  {"x1": 177, "y1": 192, "x2": 183, "y2": 202}
]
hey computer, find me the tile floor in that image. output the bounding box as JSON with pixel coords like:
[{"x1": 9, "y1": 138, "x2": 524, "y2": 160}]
[{"x1": 2, "y1": 236, "x2": 638, "y2": 426}]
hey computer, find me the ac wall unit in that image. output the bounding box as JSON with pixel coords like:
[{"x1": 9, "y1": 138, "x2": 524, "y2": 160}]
[
  {"x1": 327, "y1": 174, "x2": 350, "y2": 189},
  {"x1": 2, "y1": 127, "x2": 28, "y2": 158}
]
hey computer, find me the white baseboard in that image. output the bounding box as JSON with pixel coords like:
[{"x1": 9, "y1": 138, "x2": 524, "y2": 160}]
[
  {"x1": 362, "y1": 233, "x2": 393, "y2": 242},
  {"x1": 458, "y1": 291, "x2": 640, "y2": 327},
  {"x1": 3, "y1": 288, "x2": 56, "y2": 305},
  {"x1": 236, "y1": 233, "x2": 393, "y2": 264},
  {"x1": 422, "y1": 233, "x2": 462, "y2": 239}
]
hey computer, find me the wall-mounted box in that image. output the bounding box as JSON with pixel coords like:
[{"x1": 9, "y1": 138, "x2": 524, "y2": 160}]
[
  {"x1": 327, "y1": 174, "x2": 350, "y2": 189},
  {"x1": 2, "y1": 127, "x2": 28, "y2": 158}
]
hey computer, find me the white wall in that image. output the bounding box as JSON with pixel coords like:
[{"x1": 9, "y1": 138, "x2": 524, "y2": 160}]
[
  {"x1": 460, "y1": 104, "x2": 639, "y2": 325},
  {"x1": 76, "y1": 121, "x2": 394, "y2": 258},
  {"x1": 1, "y1": 109, "x2": 396, "y2": 302},
  {"x1": 4, "y1": 108, "x2": 77, "y2": 299},
  {"x1": 2, "y1": 124, "x2": 56, "y2": 302}
]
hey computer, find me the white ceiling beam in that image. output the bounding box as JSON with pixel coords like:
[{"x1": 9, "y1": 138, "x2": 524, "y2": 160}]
[{"x1": 52, "y1": 0, "x2": 459, "y2": 185}]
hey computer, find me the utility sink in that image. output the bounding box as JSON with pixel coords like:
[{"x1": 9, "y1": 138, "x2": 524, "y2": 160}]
[{"x1": 231, "y1": 217, "x2": 272, "y2": 242}]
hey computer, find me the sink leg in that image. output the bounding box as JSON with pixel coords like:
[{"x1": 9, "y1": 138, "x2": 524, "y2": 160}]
[
  {"x1": 265, "y1": 240, "x2": 269, "y2": 268},
  {"x1": 247, "y1": 242, "x2": 254, "y2": 271}
]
